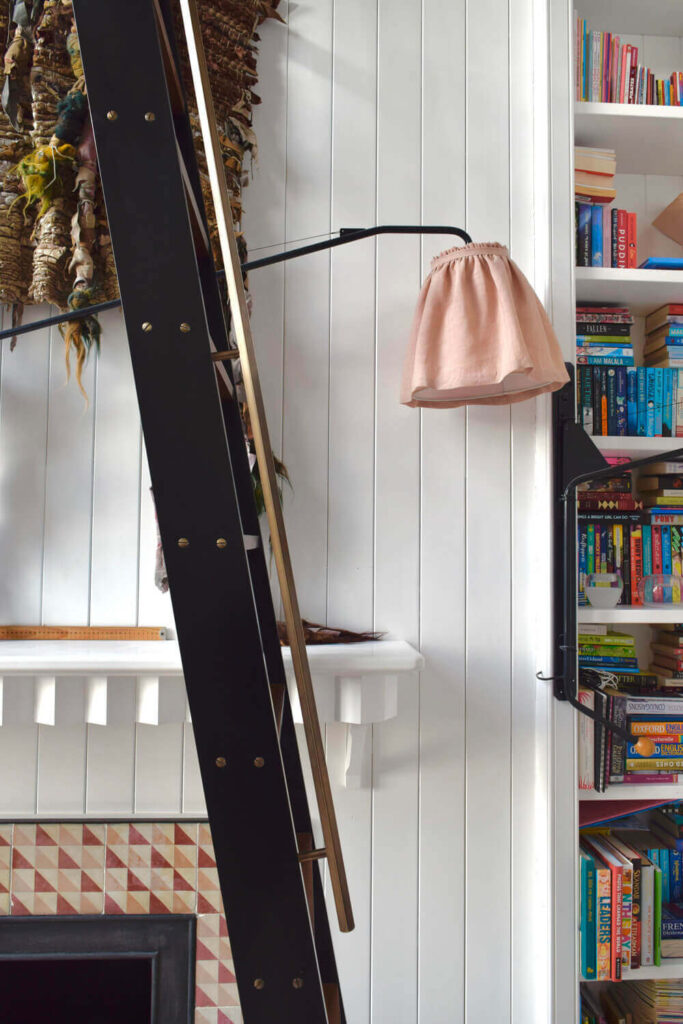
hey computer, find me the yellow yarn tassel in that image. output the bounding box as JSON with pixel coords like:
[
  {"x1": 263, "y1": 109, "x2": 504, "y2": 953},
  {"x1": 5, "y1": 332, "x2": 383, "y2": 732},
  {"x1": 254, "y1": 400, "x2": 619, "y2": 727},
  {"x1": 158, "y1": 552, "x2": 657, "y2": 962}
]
[{"x1": 13, "y1": 139, "x2": 77, "y2": 220}]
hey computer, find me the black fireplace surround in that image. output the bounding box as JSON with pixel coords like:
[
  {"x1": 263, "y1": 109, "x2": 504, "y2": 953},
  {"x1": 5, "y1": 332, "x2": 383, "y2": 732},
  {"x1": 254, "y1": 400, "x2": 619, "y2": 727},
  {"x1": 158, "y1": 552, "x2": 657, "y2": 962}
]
[{"x1": 0, "y1": 914, "x2": 195, "y2": 1023}]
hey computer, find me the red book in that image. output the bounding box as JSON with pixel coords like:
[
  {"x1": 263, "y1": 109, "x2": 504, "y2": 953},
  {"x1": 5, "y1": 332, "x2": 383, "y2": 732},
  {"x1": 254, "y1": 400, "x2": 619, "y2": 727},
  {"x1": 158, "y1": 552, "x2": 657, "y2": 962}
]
[
  {"x1": 628, "y1": 60, "x2": 638, "y2": 104},
  {"x1": 617, "y1": 210, "x2": 628, "y2": 268},
  {"x1": 631, "y1": 527, "x2": 643, "y2": 605},
  {"x1": 653, "y1": 525, "x2": 663, "y2": 574},
  {"x1": 627, "y1": 213, "x2": 637, "y2": 267}
]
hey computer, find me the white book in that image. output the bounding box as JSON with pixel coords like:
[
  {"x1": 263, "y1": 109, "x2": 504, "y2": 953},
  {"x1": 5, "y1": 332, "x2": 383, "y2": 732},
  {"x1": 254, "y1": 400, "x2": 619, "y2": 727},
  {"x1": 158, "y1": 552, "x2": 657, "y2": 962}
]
[
  {"x1": 578, "y1": 687, "x2": 595, "y2": 790},
  {"x1": 640, "y1": 861, "x2": 654, "y2": 966}
]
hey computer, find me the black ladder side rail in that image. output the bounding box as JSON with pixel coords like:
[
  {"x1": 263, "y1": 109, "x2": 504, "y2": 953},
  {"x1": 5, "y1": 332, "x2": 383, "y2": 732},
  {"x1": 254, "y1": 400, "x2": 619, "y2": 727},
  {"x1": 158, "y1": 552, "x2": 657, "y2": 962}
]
[
  {"x1": 72, "y1": 1, "x2": 333, "y2": 1021},
  {"x1": 550, "y1": 364, "x2": 683, "y2": 740}
]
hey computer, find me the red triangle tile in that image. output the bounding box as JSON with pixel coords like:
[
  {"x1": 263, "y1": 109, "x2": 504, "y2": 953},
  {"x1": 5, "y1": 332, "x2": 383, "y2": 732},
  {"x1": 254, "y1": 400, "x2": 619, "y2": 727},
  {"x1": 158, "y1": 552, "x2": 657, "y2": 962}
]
[
  {"x1": 57, "y1": 894, "x2": 78, "y2": 915},
  {"x1": 174, "y1": 824, "x2": 195, "y2": 846},
  {"x1": 82, "y1": 826, "x2": 103, "y2": 846},
  {"x1": 218, "y1": 963, "x2": 236, "y2": 984},
  {"x1": 219, "y1": 916, "x2": 228, "y2": 937},
  {"x1": 106, "y1": 848, "x2": 127, "y2": 869},
  {"x1": 218, "y1": 1012, "x2": 236, "y2": 1024},
  {"x1": 198, "y1": 847, "x2": 216, "y2": 868},
  {"x1": 0, "y1": 880, "x2": 8, "y2": 894},
  {"x1": 173, "y1": 869, "x2": 193, "y2": 892},
  {"x1": 0, "y1": 833, "x2": 9, "y2": 847},
  {"x1": 34, "y1": 871, "x2": 56, "y2": 894},
  {"x1": 197, "y1": 893, "x2": 220, "y2": 915},
  {"x1": 195, "y1": 939, "x2": 217, "y2": 962},
  {"x1": 36, "y1": 825, "x2": 57, "y2": 846},
  {"x1": 127, "y1": 869, "x2": 148, "y2": 893},
  {"x1": 151, "y1": 848, "x2": 173, "y2": 870},
  {"x1": 81, "y1": 871, "x2": 102, "y2": 894},
  {"x1": 12, "y1": 850, "x2": 33, "y2": 870},
  {"x1": 105, "y1": 895, "x2": 124, "y2": 915},
  {"x1": 58, "y1": 849, "x2": 80, "y2": 870},
  {"x1": 195, "y1": 989, "x2": 216, "y2": 1008},
  {"x1": 149, "y1": 893, "x2": 169, "y2": 914},
  {"x1": 129, "y1": 825, "x2": 150, "y2": 846},
  {"x1": 11, "y1": 897, "x2": 31, "y2": 916}
]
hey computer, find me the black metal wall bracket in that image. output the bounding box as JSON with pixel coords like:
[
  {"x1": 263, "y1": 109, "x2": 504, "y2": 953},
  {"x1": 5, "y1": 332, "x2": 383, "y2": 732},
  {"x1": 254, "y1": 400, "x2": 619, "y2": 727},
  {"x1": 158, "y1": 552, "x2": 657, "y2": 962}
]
[{"x1": 551, "y1": 362, "x2": 683, "y2": 736}]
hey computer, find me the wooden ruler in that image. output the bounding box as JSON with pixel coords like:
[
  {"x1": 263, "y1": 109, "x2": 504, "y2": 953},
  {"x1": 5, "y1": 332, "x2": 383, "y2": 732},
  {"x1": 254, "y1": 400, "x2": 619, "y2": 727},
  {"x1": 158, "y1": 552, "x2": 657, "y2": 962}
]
[{"x1": 0, "y1": 626, "x2": 167, "y2": 641}]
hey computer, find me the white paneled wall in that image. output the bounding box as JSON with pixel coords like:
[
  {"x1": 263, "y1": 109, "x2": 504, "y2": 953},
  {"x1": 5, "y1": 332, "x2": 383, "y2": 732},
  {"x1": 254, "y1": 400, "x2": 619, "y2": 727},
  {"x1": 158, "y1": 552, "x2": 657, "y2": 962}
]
[
  {"x1": 247, "y1": 3, "x2": 556, "y2": 1022},
  {"x1": 0, "y1": 0, "x2": 561, "y2": 1019}
]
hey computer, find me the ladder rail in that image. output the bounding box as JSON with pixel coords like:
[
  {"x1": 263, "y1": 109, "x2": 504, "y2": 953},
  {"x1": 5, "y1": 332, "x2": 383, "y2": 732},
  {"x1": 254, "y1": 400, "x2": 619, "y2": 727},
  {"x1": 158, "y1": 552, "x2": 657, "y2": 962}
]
[{"x1": 178, "y1": 0, "x2": 354, "y2": 935}]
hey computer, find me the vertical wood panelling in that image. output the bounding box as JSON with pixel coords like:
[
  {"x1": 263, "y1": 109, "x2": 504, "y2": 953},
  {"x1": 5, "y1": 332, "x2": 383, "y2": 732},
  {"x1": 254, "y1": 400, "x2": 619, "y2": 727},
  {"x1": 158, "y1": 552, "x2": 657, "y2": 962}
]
[
  {"x1": 0, "y1": 308, "x2": 50, "y2": 623},
  {"x1": 465, "y1": 2, "x2": 512, "y2": 1022},
  {"x1": 418, "y1": 1, "x2": 467, "y2": 1021},
  {"x1": 0, "y1": 678, "x2": 38, "y2": 814},
  {"x1": 135, "y1": 722, "x2": 183, "y2": 814},
  {"x1": 372, "y1": 1, "x2": 421, "y2": 1020},
  {"x1": 90, "y1": 311, "x2": 142, "y2": 625},
  {"x1": 281, "y1": 0, "x2": 333, "y2": 621},
  {"x1": 85, "y1": 678, "x2": 135, "y2": 815},
  {"x1": 36, "y1": 677, "x2": 87, "y2": 815},
  {"x1": 41, "y1": 328, "x2": 95, "y2": 624}
]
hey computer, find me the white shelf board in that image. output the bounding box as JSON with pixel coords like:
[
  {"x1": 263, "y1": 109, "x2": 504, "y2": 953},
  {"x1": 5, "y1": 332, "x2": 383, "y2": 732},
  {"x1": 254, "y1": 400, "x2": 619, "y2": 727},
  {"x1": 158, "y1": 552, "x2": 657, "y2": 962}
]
[
  {"x1": 577, "y1": 1, "x2": 683, "y2": 37},
  {"x1": 583, "y1": 960, "x2": 683, "y2": 981},
  {"x1": 0, "y1": 638, "x2": 423, "y2": 676},
  {"x1": 575, "y1": 103, "x2": 683, "y2": 176},
  {"x1": 591, "y1": 435, "x2": 683, "y2": 459},
  {"x1": 581, "y1": 785, "x2": 683, "y2": 801},
  {"x1": 575, "y1": 267, "x2": 683, "y2": 316},
  {"x1": 578, "y1": 606, "x2": 683, "y2": 624}
]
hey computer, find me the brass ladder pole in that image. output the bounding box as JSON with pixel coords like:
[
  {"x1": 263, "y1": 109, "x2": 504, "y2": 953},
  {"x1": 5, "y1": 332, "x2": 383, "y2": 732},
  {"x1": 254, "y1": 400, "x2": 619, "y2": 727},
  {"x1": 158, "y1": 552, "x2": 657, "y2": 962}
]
[{"x1": 178, "y1": 0, "x2": 354, "y2": 933}]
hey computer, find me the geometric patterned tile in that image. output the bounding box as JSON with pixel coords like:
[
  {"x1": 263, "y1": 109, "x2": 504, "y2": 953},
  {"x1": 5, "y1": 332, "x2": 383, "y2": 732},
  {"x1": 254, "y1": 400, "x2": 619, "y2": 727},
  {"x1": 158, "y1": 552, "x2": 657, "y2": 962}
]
[
  {"x1": 1, "y1": 819, "x2": 240, "y2": 1022},
  {"x1": 0, "y1": 826, "x2": 11, "y2": 916}
]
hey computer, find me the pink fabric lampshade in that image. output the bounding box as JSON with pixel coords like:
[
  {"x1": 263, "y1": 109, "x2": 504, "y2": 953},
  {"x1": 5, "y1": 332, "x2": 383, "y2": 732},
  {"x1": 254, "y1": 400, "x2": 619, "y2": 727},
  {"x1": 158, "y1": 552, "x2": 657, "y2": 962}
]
[{"x1": 401, "y1": 242, "x2": 569, "y2": 408}]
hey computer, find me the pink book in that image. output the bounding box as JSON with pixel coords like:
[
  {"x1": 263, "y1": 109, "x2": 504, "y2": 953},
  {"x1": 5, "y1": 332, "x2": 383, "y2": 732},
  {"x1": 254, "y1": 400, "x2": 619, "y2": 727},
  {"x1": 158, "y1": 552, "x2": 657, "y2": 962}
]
[
  {"x1": 620, "y1": 45, "x2": 631, "y2": 103},
  {"x1": 603, "y1": 206, "x2": 612, "y2": 267},
  {"x1": 610, "y1": 37, "x2": 620, "y2": 102}
]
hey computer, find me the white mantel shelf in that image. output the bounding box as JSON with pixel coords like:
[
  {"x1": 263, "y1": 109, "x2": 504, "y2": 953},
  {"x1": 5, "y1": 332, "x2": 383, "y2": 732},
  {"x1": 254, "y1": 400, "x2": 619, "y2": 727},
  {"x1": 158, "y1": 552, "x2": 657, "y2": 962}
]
[
  {"x1": 0, "y1": 638, "x2": 422, "y2": 676},
  {"x1": 0, "y1": 639, "x2": 423, "y2": 789}
]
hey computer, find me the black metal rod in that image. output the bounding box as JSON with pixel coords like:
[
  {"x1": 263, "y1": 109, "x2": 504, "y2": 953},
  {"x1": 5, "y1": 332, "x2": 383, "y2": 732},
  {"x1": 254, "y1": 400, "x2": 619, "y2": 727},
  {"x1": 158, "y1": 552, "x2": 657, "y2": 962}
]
[
  {"x1": 0, "y1": 224, "x2": 471, "y2": 342},
  {"x1": 241, "y1": 224, "x2": 472, "y2": 272}
]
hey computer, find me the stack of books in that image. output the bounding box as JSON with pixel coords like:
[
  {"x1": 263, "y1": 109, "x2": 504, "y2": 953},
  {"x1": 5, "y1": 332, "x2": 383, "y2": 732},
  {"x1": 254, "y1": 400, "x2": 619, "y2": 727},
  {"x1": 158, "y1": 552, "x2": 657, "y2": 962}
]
[
  {"x1": 578, "y1": 504, "x2": 683, "y2": 607},
  {"x1": 575, "y1": 146, "x2": 616, "y2": 205},
  {"x1": 575, "y1": 203, "x2": 637, "y2": 268},
  {"x1": 639, "y1": 468, "x2": 683, "y2": 512},
  {"x1": 579, "y1": 675, "x2": 683, "y2": 791},
  {"x1": 645, "y1": 304, "x2": 683, "y2": 376},
  {"x1": 576, "y1": 17, "x2": 683, "y2": 105},
  {"x1": 651, "y1": 627, "x2": 683, "y2": 683},
  {"x1": 582, "y1": 978, "x2": 683, "y2": 1021},
  {"x1": 577, "y1": 473, "x2": 640, "y2": 513},
  {"x1": 578, "y1": 365, "x2": 683, "y2": 437}
]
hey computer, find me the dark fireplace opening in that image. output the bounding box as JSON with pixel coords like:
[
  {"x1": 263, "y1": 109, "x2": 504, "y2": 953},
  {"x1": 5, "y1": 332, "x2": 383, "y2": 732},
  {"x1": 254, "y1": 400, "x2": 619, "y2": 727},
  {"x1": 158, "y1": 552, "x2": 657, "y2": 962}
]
[
  {"x1": 0, "y1": 956, "x2": 153, "y2": 1023},
  {"x1": 0, "y1": 915, "x2": 195, "y2": 1024}
]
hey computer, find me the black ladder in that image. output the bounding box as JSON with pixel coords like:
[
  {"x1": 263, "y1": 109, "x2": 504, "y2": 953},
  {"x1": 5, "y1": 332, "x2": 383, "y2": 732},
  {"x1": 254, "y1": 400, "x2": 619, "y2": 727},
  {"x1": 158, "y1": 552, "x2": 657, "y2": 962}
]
[{"x1": 71, "y1": 1, "x2": 348, "y2": 1021}]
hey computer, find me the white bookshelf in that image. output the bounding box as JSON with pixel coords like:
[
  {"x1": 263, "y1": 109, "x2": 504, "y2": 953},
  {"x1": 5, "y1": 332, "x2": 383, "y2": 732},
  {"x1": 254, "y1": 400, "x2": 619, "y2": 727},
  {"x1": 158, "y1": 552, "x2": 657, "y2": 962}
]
[
  {"x1": 575, "y1": 103, "x2": 683, "y2": 176},
  {"x1": 575, "y1": 268, "x2": 683, "y2": 316},
  {"x1": 569, "y1": 0, "x2": 683, "y2": 1002}
]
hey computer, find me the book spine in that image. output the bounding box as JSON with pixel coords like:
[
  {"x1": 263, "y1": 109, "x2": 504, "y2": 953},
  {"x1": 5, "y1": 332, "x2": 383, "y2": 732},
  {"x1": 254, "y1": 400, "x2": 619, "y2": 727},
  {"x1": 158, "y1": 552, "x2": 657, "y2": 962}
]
[
  {"x1": 601, "y1": 367, "x2": 608, "y2": 435},
  {"x1": 625, "y1": 757, "x2": 683, "y2": 770},
  {"x1": 591, "y1": 206, "x2": 603, "y2": 267},
  {"x1": 627, "y1": 741, "x2": 683, "y2": 758},
  {"x1": 606, "y1": 367, "x2": 617, "y2": 434},
  {"x1": 611, "y1": 695, "x2": 627, "y2": 781},
  {"x1": 630, "y1": 720, "x2": 683, "y2": 734},
  {"x1": 664, "y1": 368, "x2": 674, "y2": 437},
  {"x1": 620, "y1": 863, "x2": 633, "y2": 970},
  {"x1": 641, "y1": 865, "x2": 653, "y2": 966},
  {"x1": 637, "y1": 366, "x2": 647, "y2": 435},
  {"x1": 672, "y1": 850, "x2": 682, "y2": 902},
  {"x1": 616, "y1": 366, "x2": 627, "y2": 435},
  {"x1": 622, "y1": 523, "x2": 631, "y2": 604},
  {"x1": 612, "y1": 866, "x2": 623, "y2": 980},
  {"x1": 596, "y1": 866, "x2": 612, "y2": 980},
  {"x1": 646, "y1": 367, "x2": 656, "y2": 436},
  {"x1": 587, "y1": 523, "x2": 595, "y2": 577},
  {"x1": 627, "y1": 212, "x2": 637, "y2": 266},
  {"x1": 603, "y1": 204, "x2": 611, "y2": 267},
  {"x1": 653, "y1": 524, "x2": 663, "y2": 574},
  {"x1": 576, "y1": 322, "x2": 631, "y2": 336},
  {"x1": 578, "y1": 689, "x2": 595, "y2": 789},
  {"x1": 653, "y1": 368, "x2": 663, "y2": 435},
  {"x1": 631, "y1": 526, "x2": 642, "y2": 605},
  {"x1": 629, "y1": 47, "x2": 638, "y2": 102},
  {"x1": 642, "y1": 523, "x2": 652, "y2": 576},
  {"x1": 577, "y1": 204, "x2": 592, "y2": 266},
  {"x1": 627, "y1": 367, "x2": 637, "y2": 436},
  {"x1": 583, "y1": 363, "x2": 594, "y2": 434},
  {"x1": 617, "y1": 209, "x2": 628, "y2": 268},
  {"x1": 677, "y1": 370, "x2": 683, "y2": 437},
  {"x1": 611, "y1": 207, "x2": 619, "y2": 266},
  {"x1": 592, "y1": 32, "x2": 602, "y2": 101},
  {"x1": 576, "y1": 354, "x2": 634, "y2": 365},
  {"x1": 631, "y1": 858, "x2": 642, "y2": 970},
  {"x1": 654, "y1": 866, "x2": 662, "y2": 966},
  {"x1": 579, "y1": 524, "x2": 588, "y2": 604},
  {"x1": 581, "y1": 854, "x2": 592, "y2": 978}
]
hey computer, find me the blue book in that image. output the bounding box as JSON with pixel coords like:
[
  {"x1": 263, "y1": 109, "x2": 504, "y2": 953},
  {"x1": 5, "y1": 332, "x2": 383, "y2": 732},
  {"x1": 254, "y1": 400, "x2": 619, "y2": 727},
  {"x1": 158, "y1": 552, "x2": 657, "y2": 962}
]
[
  {"x1": 661, "y1": 905, "x2": 683, "y2": 938},
  {"x1": 576, "y1": 354, "x2": 634, "y2": 366},
  {"x1": 655, "y1": 368, "x2": 664, "y2": 436},
  {"x1": 661, "y1": 848, "x2": 671, "y2": 903},
  {"x1": 579, "y1": 655, "x2": 639, "y2": 668},
  {"x1": 664, "y1": 369, "x2": 674, "y2": 437},
  {"x1": 616, "y1": 366, "x2": 627, "y2": 435},
  {"x1": 643, "y1": 524, "x2": 653, "y2": 576},
  {"x1": 577, "y1": 204, "x2": 592, "y2": 266},
  {"x1": 646, "y1": 368, "x2": 656, "y2": 436},
  {"x1": 672, "y1": 849, "x2": 683, "y2": 902},
  {"x1": 637, "y1": 367, "x2": 647, "y2": 435},
  {"x1": 606, "y1": 368, "x2": 618, "y2": 434},
  {"x1": 639, "y1": 257, "x2": 683, "y2": 269},
  {"x1": 591, "y1": 207, "x2": 603, "y2": 267},
  {"x1": 580, "y1": 849, "x2": 597, "y2": 980},
  {"x1": 663, "y1": 526, "x2": 672, "y2": 601},
  {"x1": 576, "y1": 336, "x2": 635, "y2": 346},
  {"x1": 627, "y1": 368, "x2": 638, "y2": 435},
  {"x1": 652, "y1": 329, "x2": 683, "y2": 342}
]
